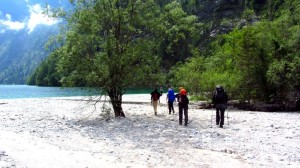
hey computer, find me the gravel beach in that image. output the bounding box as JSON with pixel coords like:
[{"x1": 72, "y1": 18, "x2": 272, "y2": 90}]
[{"x1": 0, "y1": 94, "x2": 299, "y2": 168}]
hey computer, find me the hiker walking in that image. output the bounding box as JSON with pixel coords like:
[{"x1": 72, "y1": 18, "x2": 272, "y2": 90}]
[
  {"x1": 160, "y1": 86, "x2": 163, "y2": 95},
  {"x1": 177, "y1": 88, "x2": 189, "y2": 126},
  {"x1": 166, "y1": 85, "x2": 175, "y2": 114},
  {"x1": 212, "y1": 85, "x2": 228, "y2": 128},
  {"x1": 151, "y1": 88, "x2": 162, "y2": 115}
]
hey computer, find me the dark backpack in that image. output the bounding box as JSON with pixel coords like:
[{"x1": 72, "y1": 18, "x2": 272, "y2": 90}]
[
  {"x1": 178, "y1": 95, "x2": 188, "y2": 105},
  {"x1": 214, "y1": 91, "x2": 227, "y2": 104},
  {"x1": 153, "y1": 92, "x2": 159, "y2": 101}
]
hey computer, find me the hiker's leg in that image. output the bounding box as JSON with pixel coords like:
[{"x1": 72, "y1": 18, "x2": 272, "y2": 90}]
[
  {"x1": 220, "y1": 109, "x2": 225, "y2": 126},
  {"x1": 168, "y1": 101, "x2": 171, "y2": 114},
  {"x1": 184, "y1": 106, "x2": 188, "y2": 126},
  {"x1": 171, "y1": 102, "x2": 175, "y2": 113},
  {"x1": 216, "y1": 108, "x2": 220, "y2": 125},
  {"x1": 153, "y1": 100, "x2": 158, "y2": 114},
  {"x1": 179, "y1": 106, "x2": 183, "y2": 125}
]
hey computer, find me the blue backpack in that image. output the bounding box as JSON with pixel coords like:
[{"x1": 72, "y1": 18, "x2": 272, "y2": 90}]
[{"x1": 167, "y1": 89, "x2": 175, "y2": 102}]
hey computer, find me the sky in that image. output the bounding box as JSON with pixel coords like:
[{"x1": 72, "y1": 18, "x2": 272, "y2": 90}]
[{"x1": 0, "y1": 0, "x2": 66, "y2": 34}]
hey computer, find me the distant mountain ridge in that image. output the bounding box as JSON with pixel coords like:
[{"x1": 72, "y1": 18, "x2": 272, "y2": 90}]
[{"x1": 0, "y1": 25, "x2": 59, "y2": 84}]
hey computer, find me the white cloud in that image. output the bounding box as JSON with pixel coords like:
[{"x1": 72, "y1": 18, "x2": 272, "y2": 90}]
[
  {"x1": 0, "y1": 3, "x2": 60, "y2": 33},
  {"x1": 27, "y1": 4, "x2": 60, "y2": 33},
  {"x1": 1, "y1": 20, "x2": 25, "y2": 30},
  {"x1": 5, "y1": 14, "x2": 11, "y2": 20},
  {"x1": 0, "y1": 14, "x2": 25, "y2": 32}
]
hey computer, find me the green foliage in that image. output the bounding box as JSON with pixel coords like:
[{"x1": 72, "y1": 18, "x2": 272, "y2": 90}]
[
  {"x1": 27, "y1": 51, "x2": 62, "y2": 86},
  {"x1": 242, "y1": 8, "x2": 255, "y2": 21},
  {"x1": 170, "y1": 54, "x2": 205, "y2": 95},
  {"x1": 32, "y1": 0, "x2": 203, "y2": 87},
  {"x1": 155, "y1": 1, "x2": 203, "y2": 69},
  {"x1": 170, "y1": 0, "x2": 300, "y2": 107},
  {"x1": 57, "y1": 0, "x2": 162, "y2": 89},
  {"x1": 174, "y1": 23, "x2": 277, "y2": 102},
  {"x1": 37, "y1": 0, "x2": 172, "y2": 116}
]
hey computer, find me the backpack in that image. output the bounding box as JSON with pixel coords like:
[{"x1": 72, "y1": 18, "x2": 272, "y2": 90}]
[
  {"x1": 153, "y1": 92, "x2": 159, "y2": 101},
  {"x1": 214, "y1": 90, "x2": 227, "y2": 104},
  {"x1": 167, "y1": 89, "x2": 175, "y2": 102},
  {"x1": 178, "y1": 95, "x2": 188, "y2": 105}
]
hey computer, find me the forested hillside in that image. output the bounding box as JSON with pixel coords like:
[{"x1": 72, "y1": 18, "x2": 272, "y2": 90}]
[{"x1": 28, "y1": 0, "x2": 300, "y2": 111}]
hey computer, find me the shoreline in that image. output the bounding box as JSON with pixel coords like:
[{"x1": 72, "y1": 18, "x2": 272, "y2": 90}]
[
  {"x1": 0, "y1": 95, "x2": 299, "y2": 167},
  {"x1": 2, "y1": 93, "x2": 299, "y2": 113}
]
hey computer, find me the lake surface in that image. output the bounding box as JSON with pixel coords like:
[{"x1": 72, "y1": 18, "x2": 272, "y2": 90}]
[{"x1": 0, "y1": 85, "x2": 153, "y2": 99}]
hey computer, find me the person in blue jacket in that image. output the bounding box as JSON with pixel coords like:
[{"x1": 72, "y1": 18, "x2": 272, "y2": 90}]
[{"x1": 166, "y1": 85, "x2": 176, "y2": 114}]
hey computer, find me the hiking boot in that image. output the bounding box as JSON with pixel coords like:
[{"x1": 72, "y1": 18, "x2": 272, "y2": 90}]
[
  {"x1": 155, "y1": 112, "x2": 157, "y2": 116},
  {"x1": 220, "y1": 125, "x2": 223, "y2": 128},
  {"x1": 184, "y1": 123, "x2": 188, "y2": 126}
]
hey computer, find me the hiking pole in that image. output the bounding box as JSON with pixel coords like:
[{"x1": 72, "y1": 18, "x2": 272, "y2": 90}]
[
  {"x1": 227, "y1": 111, "x2": 229, "y2": 125},
  {"x1": 210, "y1": 108, "x2": 213, "y2": 128}
]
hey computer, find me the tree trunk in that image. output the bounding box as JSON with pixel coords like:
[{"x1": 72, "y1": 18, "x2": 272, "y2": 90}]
[{"x1": 108, "y1": 88, "x2": 125, "y2": 117}]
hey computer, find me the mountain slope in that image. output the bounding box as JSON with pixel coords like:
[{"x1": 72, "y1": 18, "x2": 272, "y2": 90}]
[
  {"x1": 0, "y1": 25, "x2": 58, "y2": 84},
  {"x1": 0, "y1": 0, "x2": 70, "y2": 84}
]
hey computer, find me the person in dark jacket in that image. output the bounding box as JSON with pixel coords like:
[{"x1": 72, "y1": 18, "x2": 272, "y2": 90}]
[
  {"x1": 177, "y1": 88, "x2": 189, "y2": 126},
  {"x1": 151, "y1": 88, "x2": 161, "y2": 115},
  {"x1": 212, "y1": 85, "x2": 228, "y2": 128}
]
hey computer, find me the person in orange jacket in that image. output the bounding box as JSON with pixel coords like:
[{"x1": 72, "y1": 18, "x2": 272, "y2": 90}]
[{"x1": 176, "y1": 87, "x2": 189, "y2": 126}]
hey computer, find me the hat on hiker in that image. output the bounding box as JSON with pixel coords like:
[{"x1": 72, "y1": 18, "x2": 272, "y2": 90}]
[{"x1": 180, "y1": 88, "x2": 187, "y2": 95}]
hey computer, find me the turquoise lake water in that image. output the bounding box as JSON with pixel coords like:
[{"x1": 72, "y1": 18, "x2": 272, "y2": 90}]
[{"x1": 0, "y1": 85, "x2": 154, "y2": 99}]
